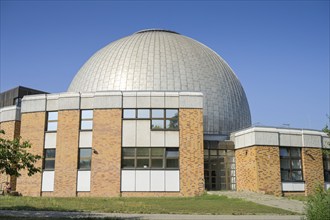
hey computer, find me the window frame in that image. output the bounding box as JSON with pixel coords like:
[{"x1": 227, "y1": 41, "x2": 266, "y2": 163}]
[
  {"x1": 80, "y1": 110, "x2": 93, "y2": 131},
  {"x1": 46, "y1": 111, "x2": 58, "y2": 132},
  {"x1": 280, "y1": 147, "x2": 304, "y2": 182},
  {"x1": 323, "y1": 152, "x2": 330, "y2": 182},
  {"x1": 78, "y1": 148, "x2": 92, "y2": 170},
  {"x1": 43, "y1": 149, "x2": 56, "y2": 171}
]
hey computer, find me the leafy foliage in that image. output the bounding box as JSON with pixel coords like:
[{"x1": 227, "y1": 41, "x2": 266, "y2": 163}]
[
  {"x1": 0, "y1": 130, "x2": 41, "y2": 177},
  {"x1": 303, "y1": 186, "x2": 330, "y2": 220}
]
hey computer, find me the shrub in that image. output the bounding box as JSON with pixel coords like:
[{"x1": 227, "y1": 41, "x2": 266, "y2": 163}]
[{"x1": 303, "y1": 186, "x2": 330, "y2": 220}]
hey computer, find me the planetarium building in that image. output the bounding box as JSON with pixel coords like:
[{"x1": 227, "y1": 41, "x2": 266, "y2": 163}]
[{"x1": 0, "y1": 29, "x2": 329, "y2": 197}]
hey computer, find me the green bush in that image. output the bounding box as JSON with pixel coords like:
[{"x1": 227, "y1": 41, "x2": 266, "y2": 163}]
[{"x1": 303, "y1": 186, "x2": 330, "y2": 220}]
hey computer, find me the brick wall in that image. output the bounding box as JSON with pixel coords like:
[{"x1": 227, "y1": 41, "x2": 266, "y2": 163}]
[
  {"x1": 302, "y1": 148, "x2": 324, "y2": 195},
  {"x1": 179, "y1": 109, "x2": 204, "y2": 196},
  {"x1": 236, "y1": 146, "x2": 281, "y2": 196},
  {"x1": 16, "y1": 112, "x2": 45, "y2": 196},
  {"x1": 90, "y1": 109, "x2": 122, "y2": 197},
  {"x1": 0, "y1": 121, "x2": 21, "y2": 190},
  {"x1": 53, "y1": 110, "x2": 80, "y2": 197}
]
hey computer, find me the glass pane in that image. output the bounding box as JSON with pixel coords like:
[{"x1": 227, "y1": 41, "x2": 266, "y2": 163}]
[
  {"x1": 152, "y1": 109, "x2": 164, "y2": 118},
  {"x1": 81, "y1": 110, "x2": 93, "y2": 119},
  {"x1": 291, "y1": 160, "x2": 302, "y2": 169},
  {"x1": 325, "y1": 171, "x2": 330, "y2": 182},
  {"x1": 166, "y1": 159, "x2": 179, "y2": 168},
  {"x1": 137, "y1": 109, "x2": 150, "y2": 118},
  {"x1": 151, "y1": 148, "x2": 164, "y2": 157},
  {"x1": 45, "y1": 149, "x2": 56, "y2": 158},
  {"x1": 137, "y1": 159, "x2": 149, "y2": 168},
  {"x1": 80, "y1": 149, "x2": 92, "y2": 158},
  {"x1": 44, "y1": 160, "x2": 55, "y2": 169},
  {"x1": 166, "y1": 148, "x2": 179, "y2": 158},
  {"x1": 281, "y1": 170, "x2": 290, "y2": 181},
  {"x1": 324, "y1": 160, "x2": 330, "y2": 170},
  {"x1": 166, "y1": 109, "x2": 178, "y2": 118},
  {"x1": 204, "y1": 150, "x2": 209, "y2": 156},
  {"x1": 291, "y1": 148, "x2": 301, "y2": 157},
  {"x1": 47, "y1": 122, "x2": 57, "y2": 131},
  {"x1": 166, "y1": 119, "x2": 178, "y2": 129},
  {"x1": 151, "y1": 120, "x2": 164, "y2": 129},
  {"x1": 79, "y1": 159, "x2": 91, "y2": 169},
  {"x1": 81, "y1": 121, "x2": 93, "y2": 130},
  {"x1": 280, "y1": 159, "x2": 290, "y2": 169},
  {"x1": 227, "y1": 150, "x2": 234, "y2": 156},
  {"x1": 280, "y1": 148, "x2": 289, "y2": 157},
  {"x1": 123, "y1": 109, "x2": 136, "y2": 118},
  {"x1": 123, "y1": 148, "x2": 135, "y2": 157},
  {"x1": 151, "y1": 159, "x2": 163, "y2": 168},
  {"x1": 210, "y1": 150, "x2": 217, "y2": 156},
  {"x1": 137, "y1": 148, "x2": 149, "y2": 157},
  {"x1": 292, "y1": 171, "x2": 303, "y2": 181},
  {"x1": 48, "y1": 112, "x2": 58, "y2": 120},
  {"x1": 122, "y1": 159, "x2": 135, "y2": 168}
]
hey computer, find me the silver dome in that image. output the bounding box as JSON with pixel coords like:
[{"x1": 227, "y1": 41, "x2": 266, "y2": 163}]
[{"x1": 68, "y1": 29, "x2": 251, "y2": 135}]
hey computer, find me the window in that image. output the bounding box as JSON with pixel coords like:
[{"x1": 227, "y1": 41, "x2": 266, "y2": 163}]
[
  {"x1": 122, "y1": 148, "x2": 179, "y2": 169},
  {"x1": 47, "y1": 112, "x2": 58, "y2": 131},
  {"x1": 280, "y1": 147, "x2": 303, "y2": 182},
  {"x1": 78, "y1": 148, "x2": 92, "y2": 170},
  {"x1": 81, "y1": 110, "x2": 93, "y2": 130},
  {"x1": 324, "y1": 152, "x2": 330, "y2": 182},
  {"x1": 43, "y1": 149, "x2": 56, "y2": 170}
]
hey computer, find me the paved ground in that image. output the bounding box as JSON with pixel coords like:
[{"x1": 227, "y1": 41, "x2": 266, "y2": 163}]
[
  {"x1": 0, "y1": 210, "x2": 302, "y2": 220},
  {"x1": 208, "y1": 191, "x2": 305, "y2": 214}
]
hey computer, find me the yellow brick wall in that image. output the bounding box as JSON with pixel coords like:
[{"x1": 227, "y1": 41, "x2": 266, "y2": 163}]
[
  {"x1": 16, "y1": 112, "x2": 45, "y2": 196},
  {"x1": 53, "y1": 110, "x2": 80, "y2": 197},
  {"x1": 179, "y1": 109, "x2": 204, "y2": 196},
  {"x1": 0, "y1": 121, "x2": 21, "y2": 190},
  {"x1": 90, "y1": 109, "x2": 122, "y2": 197},
  {"x1": 302, "y1": 148, "x2": 324, "y2": 195}
]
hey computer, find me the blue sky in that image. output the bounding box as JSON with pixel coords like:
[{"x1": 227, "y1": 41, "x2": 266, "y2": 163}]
[{"x1": 0, "y1": 0, "x2": 329, "y2": 130}]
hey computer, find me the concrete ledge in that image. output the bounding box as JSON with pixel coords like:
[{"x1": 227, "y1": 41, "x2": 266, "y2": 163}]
[
  {"x1": 21, "y1": 94, "x2": 46, "y2": 113},
  {"x1": 0, "y1": 106, "x2": 21, "y2": 122},
  {"x1": 46, "y1": 94, "x2": 59, "y2": 111},
  {"x1": 179, "y1": 92, "x2": 203, "y2": 108},
  {"x1": 58, "y1": 93, "x2": 80, "y2": 110},
  {"x1": 94, "y1": 91, "x2": 122, "y2": 109}
]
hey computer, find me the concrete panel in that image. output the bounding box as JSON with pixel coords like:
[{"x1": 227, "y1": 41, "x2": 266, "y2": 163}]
[
  {"x1": 136, "y1": 92, "x2": 151, "y2": 108},
  {"x1": 136, "y1": 120, "x2": 151, "y2": 146},
  {"x1": 121, "y1": 170, "x2": 135, "y2": 191},
  {"x1": 255, "y1": 132, "x2": 279, "y2": 146},
  {"x1": 165, "y1": 170, "x2": 179, "y2": 191},
  {"x1": 303, "y1": 134, "x2": 321, "y2": 148},
  {"x1": 150, "y1": 170, "x2": 165, "y2": 191},
  {"x1": 151, "y1": 92, "x2": 165, "y2": 108},
  {"x1": 179, "y1": 93, "x2": 203, "y2": 108},
  {"x1": 77, "y1": 171, "x2": 91, "y2": 191},
  {"x1": 136, "y1": 170, "x2": 150, "y2": 191},
  {"x1": 79, "y1": 131, "x2": 93, "y2": 148},
  {"x1": 46, "y1": 94, "x2": 59, "y2": 111},
  {"x1": 21, "y1": 94, "x2": 46, "y2": 113},
  {"x1": 280, "y1": 134, "x2": 302, "y2": 147},
  {"x1": 282, "y1": 182, "x2": 305, "y2": 191},
  {"x1": 93, "y1": 92, "x2": 122, "y2": 108},
  {"x1": 244, "y1": 132, "x2": 255, "y2": 147},
  {"x1": 165, "y1": 96, "x2": 179, "y2": 108},
  {"x1": 58, "y1": 93, "x2": 80, "y2": 110},
  {"x1": 122, "y1": 120, "x2": 136, "y2": 147},
  {"x1": 123, "y1": 92, "x2": 137, "y2": 108},
  {"x1": 0, "y1": 106, "x2": 21, "y2": 122},
  {"x1": 151, "y1": 131, "x2": 165, "y2": 147},
  {"x1": 165, "y1": 131, "x2": 179, "y2": 147},
  {"x1": 42, "y1": 171, "x2": 55, "y2": 192},
  {"x1": 44, "y1": 133, "x2": 57, "y2": 149},
  {"x1": 80, "y1": 93, "x2": 94, "y2": 109}
]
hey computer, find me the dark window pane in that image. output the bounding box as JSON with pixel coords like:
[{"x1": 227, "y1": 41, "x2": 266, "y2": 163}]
[
  {"x1": 280, "y1": 159, "x2": 290, "y2": 169},
  {"x1": 123, "y1": 148, "x2": 135, "y2": 157},
  {"x1": 291, "y1": 160, "x2": 302, "y2": 169},
  {"x1": 137, "y1": 159, "x2": 149, "y2": 168},
  {"x1": 137, "y1": 148, "x2": 149, "y2": 157},
  {"x1": 292, "y1": 171, "x2": 303, "y2": 181},
  {"x1": 325, "y1": 171, "x2": 330, "y2": 182},
  {"x1": 122, "y1": 159, "x2": 135, "y2": 168},
  {"x1": 45, "y1": 149, "x2": 56, "y2": 158},
  {"x1": 166, "y1": 109, "x2": 178, "y2": 118},
  {"x1": 291, "y1": 148, "x2": 301, "y2": 157},
  {"x1": 81, "y1": 110, "x2": 93, "y2": 119},
  {"x1": 151, "y1": 120, "x2": 164, "y2": 129},
  {"x1": 123, "y1": 109, "x2": 136, "y2": 118},
  {"x1": 280, "y1": 148, "x2": 289, "y2": 157},
  {"x1": 204, "y1": 150, "x2": 209, "y2": 156},
  {"x1": 166, "y1": 148, "x2": 179, "y2": 158},
  {"x1": 166, "y1": 119, "x2": 178, "y2": 129},
  {"x1": 44, "y1": 160, "x2": 55, "y2": 170},
  {"x1": 281, "y1": 170, "x2": 290, "y2": 181},
  {"x1": 151, "y1": 159, "x2": 163, "y2": 168},
  {"x1": 137, "y1": 109, "x2": 150, "y2": 118},
  {"x1": 166, "y1": 159, "x2": 179, "y2": 168},
  {"x1": 80, "y1": 149, "x2": 92, "y2": 158},
  {"x1": 151, "y1": 148, "x2": 164, "y2": 157},
  {"x1": 324, "y1": 160, "x2": 330, "y2": 170},
  {"x1": 210, "y1": 150, "x2": 217, "y2": 156},
  {"x1": 79, "y1": 159, "x2": 91, "y2": 169},
  {"x1": 152, "y1": 109, "x2": 164, "y2": 118}
]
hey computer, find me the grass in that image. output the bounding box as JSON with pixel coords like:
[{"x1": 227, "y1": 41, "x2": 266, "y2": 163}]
[
  {"x1": 0, "y1": 194, "x2": 296, "y2": 215},
  {"x1": 286, "y1": 195, "x2": 308, "y2": 202}
]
